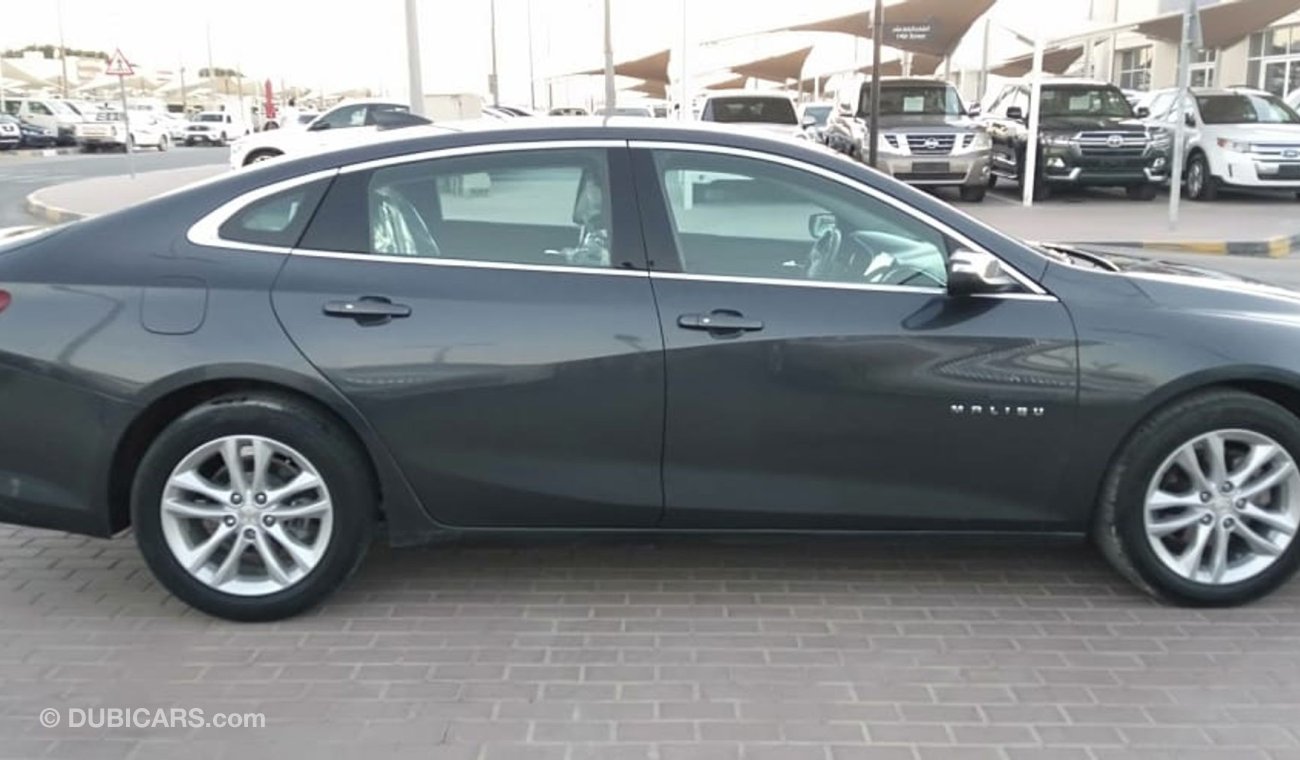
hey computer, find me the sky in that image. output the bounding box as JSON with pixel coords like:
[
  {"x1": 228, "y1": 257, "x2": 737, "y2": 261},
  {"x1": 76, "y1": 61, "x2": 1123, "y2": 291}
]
[{"x1": 2, "y1": 0, "x2": 1095, "y2": 104}]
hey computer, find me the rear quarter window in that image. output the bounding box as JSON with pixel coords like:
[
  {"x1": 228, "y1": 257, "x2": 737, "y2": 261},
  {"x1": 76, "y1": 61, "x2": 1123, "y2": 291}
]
[{"x1": 217, "y1": 179, "x2": 330, "y2": 248}]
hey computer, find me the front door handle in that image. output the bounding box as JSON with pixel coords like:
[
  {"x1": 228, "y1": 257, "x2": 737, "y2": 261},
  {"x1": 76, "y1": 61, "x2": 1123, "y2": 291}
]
[
  {"x1": 322, "y1": 296, "x2": 412, "y2": 323},
  {"x1": 678, "y1": 310, "x2": 764, "y2": 333}
]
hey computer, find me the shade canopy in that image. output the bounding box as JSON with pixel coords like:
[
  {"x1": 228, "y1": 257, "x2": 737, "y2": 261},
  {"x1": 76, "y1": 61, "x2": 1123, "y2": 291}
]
[
  {"x1": 574, "y1": 49, "x2": 671, "y2": 83},
  {"x1": 705, "y1": 74, "x2": 750, "y2": 91},
  {"x1": 629, "y1": 79, "x2": 668, "y2": 98},
  {"x1": 1133, "y1": 0, "x2": 1300, "y2": 49},
  {"x1": 729, "y1": 46, "x2": 814, "y2": 84},
  {"x1": 730, "y1": 0, "x2": 997, "y2": 57},
  {"x1": 990, "y1": 45, "x2": 1086, "y2": 78},
  {"x1": 0, "y1": 59, "x2": 55, "y2": 90}
]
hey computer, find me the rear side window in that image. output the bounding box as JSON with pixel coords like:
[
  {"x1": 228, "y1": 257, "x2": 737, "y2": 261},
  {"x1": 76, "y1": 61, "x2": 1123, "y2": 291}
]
[{"x1": 217, "y1": 179, "x2": 329, "y2": 248}]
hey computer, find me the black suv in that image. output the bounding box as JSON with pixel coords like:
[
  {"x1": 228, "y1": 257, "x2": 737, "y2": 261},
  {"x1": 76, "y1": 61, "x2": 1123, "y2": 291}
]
[{"x1": 981, "y1": 78, "x2": 1170, "y2": 200}]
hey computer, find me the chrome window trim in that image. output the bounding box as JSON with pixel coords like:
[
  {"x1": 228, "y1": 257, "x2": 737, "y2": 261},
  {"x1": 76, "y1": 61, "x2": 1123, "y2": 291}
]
[
  {"x1": 649, "y1": 271, "x2": 1057, "y2": 301},
  {"x1": 187, "y1": 167, "x2": 340, "y2": 254},
  {"x1": 337, "y1": 139, "x2": 628, "y2": 175},
  {"x1": 291, "y1": 248, "x2": 648, "y2": 278},
  {"x1": 629, "y1": 139, "x2": 1053, "y2": 298}
]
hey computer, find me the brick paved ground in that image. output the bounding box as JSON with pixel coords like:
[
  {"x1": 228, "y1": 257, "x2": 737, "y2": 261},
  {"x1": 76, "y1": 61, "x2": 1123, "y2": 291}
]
[{"x1": 1, "y1": 526, "x2": 1299, "y2": 760}]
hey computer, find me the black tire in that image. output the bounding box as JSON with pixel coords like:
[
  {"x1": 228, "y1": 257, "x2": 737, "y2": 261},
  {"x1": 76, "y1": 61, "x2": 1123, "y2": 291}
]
[
  {"x1": 1186, "y1": 152, "x2": 1218, "y2": 201},
  {"x1": 1126, "y1": 183, "x2": 1158, "y2": 201},
  {"x1": 1095, "y1": 389, "x2": 1300, "y2": 607},
  {"x1": 157, "y1": 135, "x2": 169, "y2": 152},
  {"x1": 987, "y1": 173, "x2": 998, "y2": 189},
  {"x1": 131, "y1": 393, "x2": 375, "y2": 621},
  {"x1": 959, "y1": 185, "x2": 987, "y2": 203}
]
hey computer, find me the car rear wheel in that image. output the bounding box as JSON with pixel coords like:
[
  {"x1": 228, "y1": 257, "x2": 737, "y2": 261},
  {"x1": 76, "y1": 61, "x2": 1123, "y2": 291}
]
[
  {"x1": 1095, "y1": 390, "x2": 1300, "y2": 606},
  {"x1": 157, "y1": 135, "x2": 169, "y2": 152},
  {"x1": 131, "y1": 393, "x2": 375, "y2": 621},
  {"x1": 1186, "y1": 153, "x2": 1218, "y2": 201}
]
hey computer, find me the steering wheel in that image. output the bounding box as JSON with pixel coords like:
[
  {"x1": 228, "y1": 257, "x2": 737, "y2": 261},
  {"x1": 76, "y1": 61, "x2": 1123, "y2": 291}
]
[{"x1": 806, "y1": 226, "x2": 842, "y2": 281}]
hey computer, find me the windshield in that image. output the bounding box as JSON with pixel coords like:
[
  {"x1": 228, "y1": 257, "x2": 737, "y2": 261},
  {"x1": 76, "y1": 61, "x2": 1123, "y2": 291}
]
[
  {"x1": 46, "y1": 100, "x2": 77, "y2": 116},
  {"x1": 601, "y1": 107, "x2": 652, "y2": 116},
  {"x1": 860, "y1": 84, "x2": 962, "y2": 117},
  {"x1": 706, "y1": 97, "x2": 798, "y2": 125},
  {"x1": 1196, "y1": 93, "x2": 1300, "y2": 125},
  {"x1": 803, "y1": 105, "x2": 832, "y2": 125},
  {"x1": 1039, "y1": 86, "x2": 1134, "y2": 118},
  {"x1": 196, "y1": 113, "x2": 225, "y2": 123}
]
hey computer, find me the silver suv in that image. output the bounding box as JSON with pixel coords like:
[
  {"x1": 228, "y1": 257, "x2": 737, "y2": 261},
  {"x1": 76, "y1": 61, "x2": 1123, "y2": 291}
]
[{"x1": 824, "y1": 77, "x2": 991, "y2": 202}]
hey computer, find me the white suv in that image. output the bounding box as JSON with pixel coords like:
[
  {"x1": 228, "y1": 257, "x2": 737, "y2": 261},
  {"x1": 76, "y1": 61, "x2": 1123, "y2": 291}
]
[
  {"x1": 1144, "y1": 87, "x2": 1300, "y2": 200},
  {"x1": 696, "y1": 91, "x2": 804, "y2": 140},
  {"x1": 185, "y1": 111, "x2": 250, "y2": 147},
  {"x1": 74, "y1": 111, "x2": 170, "y2": 152}
]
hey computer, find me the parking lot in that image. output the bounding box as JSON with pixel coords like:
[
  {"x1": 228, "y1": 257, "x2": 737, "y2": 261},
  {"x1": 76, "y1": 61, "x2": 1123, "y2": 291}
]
[{"x1": 2, "y1": 524, "x2": 1298, "y2": 760}]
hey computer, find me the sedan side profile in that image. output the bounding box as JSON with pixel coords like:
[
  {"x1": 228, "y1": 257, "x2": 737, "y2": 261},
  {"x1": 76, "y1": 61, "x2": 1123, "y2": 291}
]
[{"x1": 2, "y1": 122, "x2": 1300, "y2": 620}]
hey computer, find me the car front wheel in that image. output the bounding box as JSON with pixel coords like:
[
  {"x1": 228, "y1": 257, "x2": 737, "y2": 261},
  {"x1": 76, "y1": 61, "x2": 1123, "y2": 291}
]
[
  {"x1": 131, "y1": 393, "x2": 375, "y2": 621},
  {"x1": 1095, "y1": 390, "x2": 1300, "y2": 606},
  {"x1": 1187, "y1": 153, "x2": 1218, "y2": 201}
]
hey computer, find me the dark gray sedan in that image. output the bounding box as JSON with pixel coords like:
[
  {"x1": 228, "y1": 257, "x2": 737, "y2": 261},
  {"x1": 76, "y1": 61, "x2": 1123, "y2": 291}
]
[{"x1": 2, "y1": 121, "x2": 1299, "y2": 620}]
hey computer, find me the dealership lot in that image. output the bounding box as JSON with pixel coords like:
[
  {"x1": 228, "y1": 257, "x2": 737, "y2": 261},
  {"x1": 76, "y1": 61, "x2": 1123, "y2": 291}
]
[{"x1": 1, "y1": 525, "x2": 1298, "y2": 759}]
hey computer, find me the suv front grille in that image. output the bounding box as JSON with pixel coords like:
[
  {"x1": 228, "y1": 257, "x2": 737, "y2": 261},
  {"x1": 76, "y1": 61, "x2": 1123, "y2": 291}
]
[
  {"x1": 1254, "y1": 143, "x2": 1300, "y2": 158},
  {"x1": 1075, "y1": 131, "x2": 1148, "y2": 158},
  {"x1": 906, "y1": 134, "x2": 956, "y2": 155}
]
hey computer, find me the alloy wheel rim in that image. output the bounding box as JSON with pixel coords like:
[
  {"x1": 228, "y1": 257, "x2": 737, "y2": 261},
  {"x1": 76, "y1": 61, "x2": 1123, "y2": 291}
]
[
  {"x1": 160, "y1": 435, "x2": 333, "y2": 597},
  {"x1": 1188, "y1": 161, "x2": 1203, "y2": 196},
  {"x1": 1145, "y1": 429, "x2": 1299, "y2": 585}
]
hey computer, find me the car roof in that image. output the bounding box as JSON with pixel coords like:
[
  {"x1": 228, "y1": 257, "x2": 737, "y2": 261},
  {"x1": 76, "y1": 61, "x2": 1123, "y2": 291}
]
[
  {"x1": 1006, "y1": 77, "x2": 1114, "y2": 88},
  {"x1": 700, "y1": 90, "x2": 796, "y2": 100}
]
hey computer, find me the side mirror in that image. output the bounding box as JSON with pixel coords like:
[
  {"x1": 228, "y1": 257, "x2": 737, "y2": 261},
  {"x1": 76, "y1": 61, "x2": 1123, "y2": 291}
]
[
  {"x1": 808, "y1": 212, "x2": 836, "y2": 239},
  {"x1": 1135, "y1": 106, "x2": 1151, "y2": 118},
  {"x1": 1005, "y1": 106, "x2": 1024, "y2": 121},
  {"x1": 947, "y1": 250, "x2": 1016, "y2": 296},
  {"x1": 1184, "y1": 113, "x2": 1196, "y2": 128},
  {"x1": 801, "y1": 115, "x2": 817, "y2": 129},
  {"x1": 967, "y1": 102, "x2": 982, "y2": 117}
]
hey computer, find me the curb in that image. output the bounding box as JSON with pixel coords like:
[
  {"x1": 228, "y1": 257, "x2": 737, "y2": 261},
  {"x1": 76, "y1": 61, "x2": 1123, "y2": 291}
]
[
  {"x1": 24, "y1": 189, "x2": 87, "y2": 225},
  {"x1": 1070, "y1": 233, "x2": 1300, "y2": 258},
  {"x1": 1, "y1": 147, "x2": 78, "y2": 159}
]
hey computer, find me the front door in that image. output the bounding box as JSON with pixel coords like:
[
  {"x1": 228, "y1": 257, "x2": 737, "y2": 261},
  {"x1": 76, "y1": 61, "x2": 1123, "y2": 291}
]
[
  {"x1": 632, "y1": 145, "x2": 1079, "y2": 530},
  {"x1": 272, "y1": 143, "x2": 666, "y2": 528}
]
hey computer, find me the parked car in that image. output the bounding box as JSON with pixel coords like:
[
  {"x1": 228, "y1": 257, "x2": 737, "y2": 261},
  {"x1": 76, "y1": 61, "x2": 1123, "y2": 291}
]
[
  {"x1": 6, "y1": 122, "x2": 1300, "y2": 619},
  {"x1": 74, "y1": 110, "x2": 170, "y2": 152},
  {"x1": 15, "y1": 118, "x2": 58, "y2": 148},
  {"x1": 697, "y1": 91, "x2": 803, "y2": 139},
  {"x1": 1143, "y1": 87, "x2": 1300, "y2": 201},
  {"x1": 798, "y1": 102, "x2": 834, "y2": 144},
  {"x1": 0, "y1": 115, "x2": 20, "y2": 150},
  {"x1": 548, "y1": 107, "x2": 589, "y2": 116},
  {"x1": 156, "y1": 113, "x2": 191, "y2": 143},
  {"x1": 1, "y1": 97, "x2": 84, "y2": 145},
  {"x1": 185, "y1": 111, "x2": 250, "y2": 146},
  {"x1": 981, "y1": 77, "x2": 1170, "y2": 200},
  {"x1": 825, "y1": 77, "x2": 991, "y2": 201},
  {"x1": 228, "y1": 99, "x2": 428, "y2": 169}
]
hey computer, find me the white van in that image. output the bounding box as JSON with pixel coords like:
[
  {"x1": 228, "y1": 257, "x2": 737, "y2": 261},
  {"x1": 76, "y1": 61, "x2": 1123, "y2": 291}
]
[{"x1": 1, "y1": 98, "x2": 84, "y2": 145}]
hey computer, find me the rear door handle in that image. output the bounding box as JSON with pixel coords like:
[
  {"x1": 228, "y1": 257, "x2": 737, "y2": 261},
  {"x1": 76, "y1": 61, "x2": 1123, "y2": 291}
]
[
  {"x1": 323, "y1": 296, "x2": 412, "y2": 323},
  {"x1": 677, "y1": 310, "x2": 764, "y2": 333}
]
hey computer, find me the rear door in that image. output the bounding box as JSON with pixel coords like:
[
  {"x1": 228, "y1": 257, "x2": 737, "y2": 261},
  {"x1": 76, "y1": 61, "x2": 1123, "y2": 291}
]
[{"x1": 270, "y1": 141, "x2": 666, "y2": 528}]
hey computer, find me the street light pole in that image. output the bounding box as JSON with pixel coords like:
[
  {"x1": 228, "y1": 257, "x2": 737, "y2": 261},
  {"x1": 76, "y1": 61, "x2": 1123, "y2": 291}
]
[
  {"x1": 404, "y1": 0, "x2": 426, "y2": 115},
  {"x1": 868, "y1": 0, "x2": 883, "y2": 168},
  {"x1": 1023, "y1": 36, "x2": 1045, "y2": 207},
  {"x1": 603, "y1": 0, "x2": 615, "y2": 114},
  {"x1": 1169, "y1": 0, "x2": 1196, "y2": 228},
  {"x1": 526, "y1": 0, "x2": 537, "y2": 109},
  {"x1": 57, "y1": 0, "x2": 69, "y2": 98},
  {"x1": 489, "y1": 0, "x2": 501, "y2": 106}
]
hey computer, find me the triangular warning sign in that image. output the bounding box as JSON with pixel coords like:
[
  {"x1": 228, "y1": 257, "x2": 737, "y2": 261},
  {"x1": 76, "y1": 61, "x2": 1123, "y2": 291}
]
[{"x1": 105, "y1": 49, "x2": 134, "y2": 77}]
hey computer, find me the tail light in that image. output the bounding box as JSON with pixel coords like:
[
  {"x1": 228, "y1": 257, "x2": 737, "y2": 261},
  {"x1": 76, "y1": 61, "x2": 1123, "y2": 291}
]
[{"x1": 0, "y1": 290, "x2": 10, "y2": 314}]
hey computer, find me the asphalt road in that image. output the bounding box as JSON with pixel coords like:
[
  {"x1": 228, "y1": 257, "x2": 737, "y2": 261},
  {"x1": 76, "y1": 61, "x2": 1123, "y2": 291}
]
[{"x1": 0, "y1": 147, "x2": 225, "y2": 229}]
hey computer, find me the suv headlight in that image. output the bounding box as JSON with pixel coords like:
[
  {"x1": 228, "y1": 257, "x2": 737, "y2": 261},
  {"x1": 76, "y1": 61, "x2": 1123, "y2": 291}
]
[
  {"x1": 967, "y1": 131, "x2": 991, "y2": 151},
  {"x1": 1041, "y1": 134, "x2": 1074, "y2": 148},
  {"x1": 1148, "y1": 130, "x2": 1171, "y2": 148},
  {"x1": 1216, "y1": 137, "x2": 1252, "y2": 153}
]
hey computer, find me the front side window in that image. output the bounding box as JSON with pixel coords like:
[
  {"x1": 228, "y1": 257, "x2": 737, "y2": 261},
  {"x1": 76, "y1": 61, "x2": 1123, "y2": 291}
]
[
  {"x1": 318, "y1": 105, "x2": 367, "y2": 129},
  {"x1": 363, "y1": 103, "x2": 410, "y2": 125},
  {"x1": 302, "y1": 149, "x2": 617, "y2": 269},
  {"x1": 29, "y1": 102, "x2": 53, "y2": 116},
  {"x1": 652, "y1": 150, "x2": 950, "y2": 290},
  {"x1": 704, "y1": 97, "x2": 798, "y2": 125}
]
